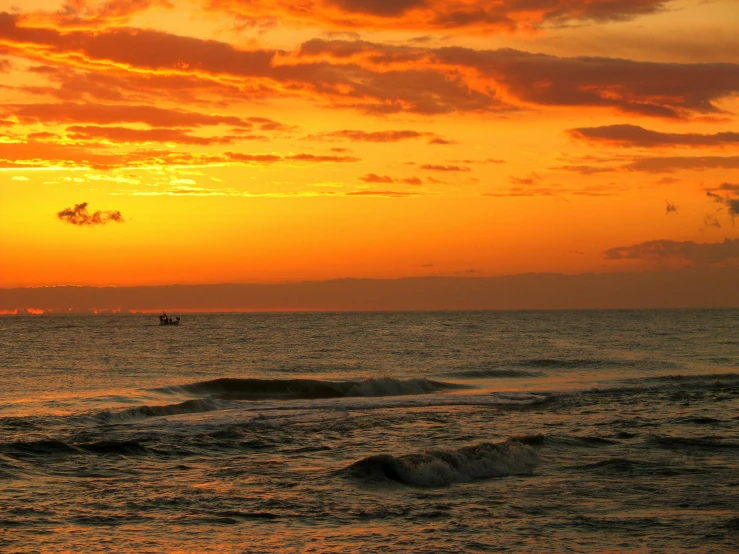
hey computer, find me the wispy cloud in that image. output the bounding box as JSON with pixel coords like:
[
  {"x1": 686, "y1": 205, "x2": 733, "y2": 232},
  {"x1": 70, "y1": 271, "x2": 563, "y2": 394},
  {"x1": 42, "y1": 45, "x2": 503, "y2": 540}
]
[
  {"x1": 358, "y1": 174, "x2": 423, "y2": 185},
  {"x1": 6, "y1": 102, "x2": 251, "y2": 128},
  {"x1": 359, "y1": 174, "x2": 394, "y2": 183},
  {"x1": 604, "y1": 238, "x2": 739, "y2": 265},
  {"x1": 705, "y1": 183, "x2": 739, "y2": 220},
  {"x1": 0, "y1": 143, "x2": 360, "y2": 171},
  {"x1": 304, "y1": 129, "x2": 444, "y2": 143},
  {"x1": 569, "y1": 124, "x2": 739, "y2": 148},
  {"x1": 556, "y1": 156, "x2": 739, "y2": 174},
  {"x1": 205, "y1": 0, "x2": 675, "y2": 34},
  {"x1": 485, "y1": 183, "x2": 624, "y2": 198},
  {"x1": 346, "y1": 190, "x2": 422, "y2": 198},
  {"x1": 64, "y1": 125, "x2": 244, "y2": 145},
  {"x1": 421, "y1": 164, "x2": 470, "y2": 172}
]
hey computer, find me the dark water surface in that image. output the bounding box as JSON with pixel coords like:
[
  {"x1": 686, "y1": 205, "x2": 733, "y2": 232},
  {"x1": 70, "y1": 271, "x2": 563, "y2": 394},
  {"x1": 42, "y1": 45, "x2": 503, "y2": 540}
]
[{"x1": 1, "y1": 310, "x2": 738, "y2": 552}]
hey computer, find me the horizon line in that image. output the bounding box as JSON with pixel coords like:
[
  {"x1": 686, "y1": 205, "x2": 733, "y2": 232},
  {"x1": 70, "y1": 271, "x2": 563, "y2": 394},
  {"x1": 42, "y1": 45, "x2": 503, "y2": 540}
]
[
  {"x1": 1, "y1": 265, "x2": 732, "y2": 290},
  {"x1": 3, "y1": 306, "x2": 738, "y2": 316}
]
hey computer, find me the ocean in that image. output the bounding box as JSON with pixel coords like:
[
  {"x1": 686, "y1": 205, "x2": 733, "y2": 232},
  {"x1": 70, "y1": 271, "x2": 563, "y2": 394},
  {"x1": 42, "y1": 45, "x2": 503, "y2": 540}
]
[{"x1": 1, "y1": 310, "x2": 738, "y2": 552}]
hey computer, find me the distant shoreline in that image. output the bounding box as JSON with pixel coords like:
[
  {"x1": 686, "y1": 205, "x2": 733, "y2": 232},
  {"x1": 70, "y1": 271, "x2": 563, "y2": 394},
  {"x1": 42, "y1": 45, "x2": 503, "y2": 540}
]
[{"x1": 2, "y1": 267, "x2": 739, "y2": 312}]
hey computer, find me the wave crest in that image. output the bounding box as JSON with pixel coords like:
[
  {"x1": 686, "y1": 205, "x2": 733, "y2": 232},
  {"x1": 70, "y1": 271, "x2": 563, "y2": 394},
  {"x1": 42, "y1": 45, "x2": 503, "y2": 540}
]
[
  {"x1": 341, "y1": 440, "x2": 538, "y2": 487},
  {"x1": 94, "y1": 398, "x2": 220, "y2": 423},
  {"x1": 159, "y1": 377, "x2": 464, "y2": 401}
]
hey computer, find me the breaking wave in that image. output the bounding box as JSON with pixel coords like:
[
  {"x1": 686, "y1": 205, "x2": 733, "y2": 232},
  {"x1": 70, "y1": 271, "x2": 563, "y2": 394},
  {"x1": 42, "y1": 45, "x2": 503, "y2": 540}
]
[
  {"x1": 157, "y1": 377, "x2": 466, "y2": 401},
  {"x1": 93, "y1": 398, "x2": 220, "y2": 423},
  {"x1": 341, "y1": 440, "x2": 538, "y2": 487},
  {"x1": 1, "y1": 438, "x2": 80, "y2": 458}
]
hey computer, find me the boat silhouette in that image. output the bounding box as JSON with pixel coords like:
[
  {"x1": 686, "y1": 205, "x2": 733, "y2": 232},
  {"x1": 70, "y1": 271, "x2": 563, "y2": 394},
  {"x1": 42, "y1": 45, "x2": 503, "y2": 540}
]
[{"x1": 159, "y1": 313, "x2": 180, "y2": 326}]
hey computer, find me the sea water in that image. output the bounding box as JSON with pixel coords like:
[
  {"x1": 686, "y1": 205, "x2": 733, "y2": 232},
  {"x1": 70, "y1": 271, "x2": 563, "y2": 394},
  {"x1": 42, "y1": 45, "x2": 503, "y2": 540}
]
[{"x1": 0, "y1": 310, "x2": 737, "y2": 552}]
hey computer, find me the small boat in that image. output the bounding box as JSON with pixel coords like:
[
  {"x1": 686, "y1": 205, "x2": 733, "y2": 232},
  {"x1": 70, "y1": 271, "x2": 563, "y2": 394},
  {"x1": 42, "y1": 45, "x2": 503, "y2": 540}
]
[{"x1": 159, "y1": 313, "x2": 180, "y2": 326}]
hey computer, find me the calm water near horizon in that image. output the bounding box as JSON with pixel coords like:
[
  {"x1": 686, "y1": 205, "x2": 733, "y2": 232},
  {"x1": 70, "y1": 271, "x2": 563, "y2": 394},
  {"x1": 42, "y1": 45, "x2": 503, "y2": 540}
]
[{"x1": 1, "y1": 310, "x2": 738, "y2": 552}]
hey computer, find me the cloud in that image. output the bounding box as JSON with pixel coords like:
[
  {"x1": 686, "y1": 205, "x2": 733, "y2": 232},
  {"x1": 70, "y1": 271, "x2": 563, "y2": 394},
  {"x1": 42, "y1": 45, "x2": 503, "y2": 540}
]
[
  {"x1": 164, "y1": 185, "x2": 231, "y2": 196},
  {"x1": 703, "y1": 214, "x2": 722, "y2": 229},
  {"x1": 359, "y1": 173, "x2": 393, "y2": 183},
  {"x1": 421, "y1": 164, "x2": 470, "y2": 171},
  {"x1": 225, "y1": 152, "x2": 361, "y2": 164},
  {"x1": 6, "y1": 102, "x2": 250, "y2": 128},
  {"x1": 41, "y1": 0, "x2": 172, "y2": 27},
  {"x1": 435, "y1": 268, "x2": 478, "y2": 276},
  {"x1": 484, "y1": 188, "x2": 557, "y2": 197},
  {"x1": 557, "y1": 156, "x2": 739, "y2": 174},
  {"x1": 554, "y1": 165, "x2": 614, "y2": 175},
  {"x1": 131, "y1": 187, "x2": 339, "y2": 197},
  {"x1": 297, "y1": 39, "x2": 739, "y2": 118},
  {"x1": 452, "y1": 158, "x2": 506, "y2": 164},
  {"x1": 625, "y1": 156, "x2": 739, "y2": 173},
  {"x1": 131, "y1": 186, "x2": 422, "y2": 198},
  {"x1": 3, "y1": 16, "x2": 736, "y2": 118},
  {"x1": 358, "y1": 174, "x2": 424, "y2": 185},
  {"x1": 706, "y1": 184, "x2": 739, "y2": 219},
  {"x1": 286, "y1": 153, "x2": 360, "y2": 162},
  {"x1": 0, "y1": 142, "x2": 359, "y2": 170},
  {"x1": 709, "y1": 183, "x2": 739, "y2": 194},
  {"x1": 219, "y1": 152, "x2": 282, "y2": 164},
  {"x1": 27, "y1": 131, "x2": 59, "y2": 140},
  {"x1": 57, "y1": 202, "x2": 124, "y2": 226},
  {"x1": 327, "y1": 0, "x2": 426, "y2": 17},
  {"x1": 569, "y1": 124, "x2": 739, "y2": 148},
  {"x1": 345, "y1": 190, "x2": 421, "y2": 197},
  {"x1": 205, "y1": 0, "x2": 673, "y2": 33},
  {"x1": 485, "y1": 183, "x2": 623, "y2": 197},
  {"x1": 428, "y1": 137, "x2": 456, "y2": 145},
  {"x1": 304, "y1": 130, "x2": 430, "y2": 142},
  {"x1": 64, "y1": 125, "x2": 241, "y2": 145},
  {"x1": 665, "y1": 200, "x2": 677, "y2": 214},
  {"x1": 246, "y1": 117, "x2": 295, "y2": 132},
  {"x1": 604, "y1": 238, "x2": 739, "y2": 265}
]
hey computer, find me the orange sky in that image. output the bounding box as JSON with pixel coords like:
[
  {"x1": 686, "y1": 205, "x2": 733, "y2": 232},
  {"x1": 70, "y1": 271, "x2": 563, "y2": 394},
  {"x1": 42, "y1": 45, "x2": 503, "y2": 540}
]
[{"x1": 1, "y1": 0, "x2": 738, "y2": 287}]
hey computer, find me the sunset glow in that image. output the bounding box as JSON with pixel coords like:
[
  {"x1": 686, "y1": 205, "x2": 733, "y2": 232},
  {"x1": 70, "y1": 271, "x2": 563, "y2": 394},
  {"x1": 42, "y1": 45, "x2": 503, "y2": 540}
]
[{"x1": 1, "y1": 0, "x2": 738, "y2": 289}]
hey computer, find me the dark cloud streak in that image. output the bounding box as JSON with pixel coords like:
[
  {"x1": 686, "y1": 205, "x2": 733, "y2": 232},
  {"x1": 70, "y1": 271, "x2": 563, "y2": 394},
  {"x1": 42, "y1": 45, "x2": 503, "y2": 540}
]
[
  {"x1": 206, "y1": 0, "x2": 674, "y2": 33},
  {"x1": 3, "y1": 16, "x2": 737, "y2": 118},
  {"x1": 706, "y1": 184, "x2": 739, "y2": 219},
  {"x1": 570, "y1": 124, "x2": 739, "y2": 147},
  {"x1": 57, "y1": 202, "x2": 124, "y2": 226},
  {"x1": 604, "y1": 238, "x2": 739, "y2": 265},
  {"x1": 421, "y1": 164, "x2": 470, "y2": 172}
]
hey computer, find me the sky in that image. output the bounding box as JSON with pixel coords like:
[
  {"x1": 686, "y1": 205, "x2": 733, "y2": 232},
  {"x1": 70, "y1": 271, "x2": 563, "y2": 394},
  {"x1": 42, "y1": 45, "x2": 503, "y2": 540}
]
[{"x1": 0, "y1": 0, "x2": 738, "y2": 288}]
